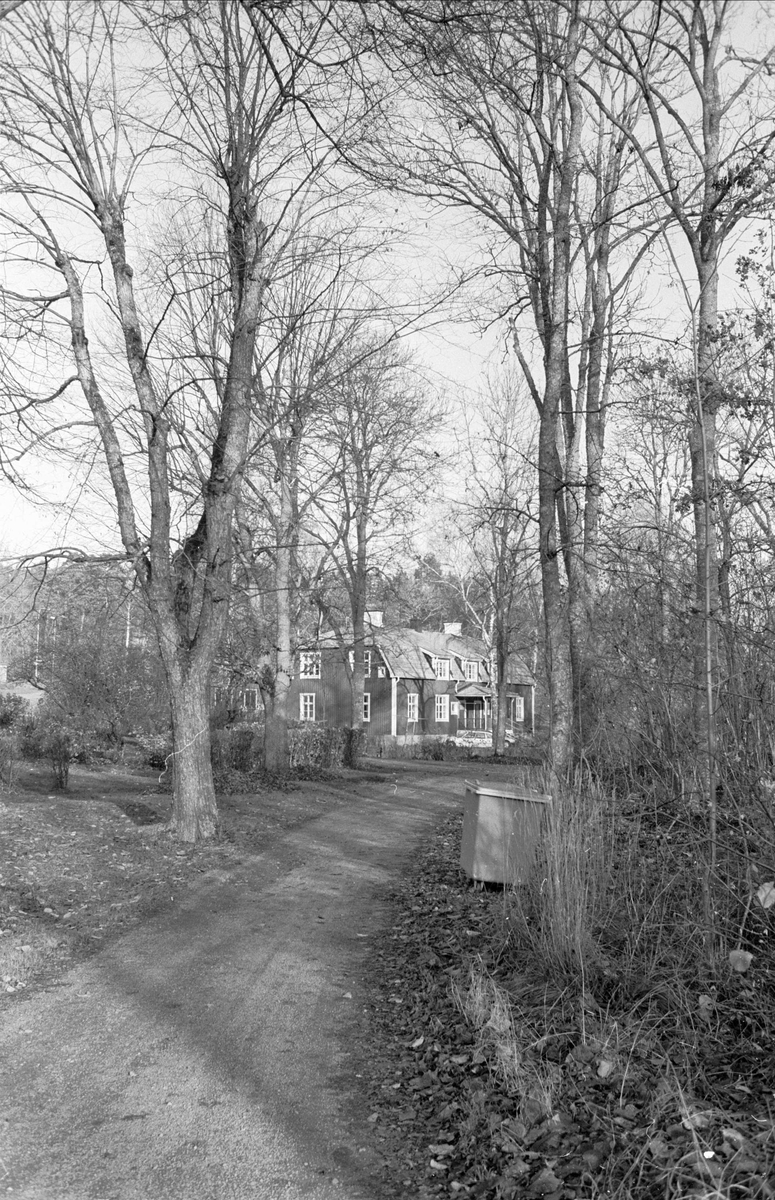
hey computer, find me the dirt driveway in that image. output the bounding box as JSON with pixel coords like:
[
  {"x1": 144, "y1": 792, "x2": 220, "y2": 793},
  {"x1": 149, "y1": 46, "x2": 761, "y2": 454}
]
[{"x1": 0, "y1": 766, "x2": 475, "y2": 1200}]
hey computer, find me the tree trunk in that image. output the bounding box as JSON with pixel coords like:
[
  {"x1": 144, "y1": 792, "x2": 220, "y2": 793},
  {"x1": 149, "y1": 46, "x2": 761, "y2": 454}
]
[
  {"x1": 538, "y1": 12, "x2": 582, "y2": 777},
  {"x1": 351, "y1": 606, "x2": 366, "y2": 729},
  {"x1": 167, "y1": 668, "x2": 218, "y2": 842},
  {"x1": 264, "y1": 481, "x2": 294, "y2": 772}
]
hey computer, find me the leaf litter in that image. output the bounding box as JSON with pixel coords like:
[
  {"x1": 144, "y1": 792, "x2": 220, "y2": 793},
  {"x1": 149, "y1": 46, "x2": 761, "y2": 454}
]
[{"x1": 356, "y1": 813, "x2": 775, "y2": 1200}]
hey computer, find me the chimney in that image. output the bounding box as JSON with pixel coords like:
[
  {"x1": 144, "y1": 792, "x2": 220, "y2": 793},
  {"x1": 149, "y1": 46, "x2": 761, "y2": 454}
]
[
  {"x1": 443, "y1": 622, "x2": 462, "y2": 637},
  {"x1": 365, "y1": 610, "x2": 383, "y2": 628}
]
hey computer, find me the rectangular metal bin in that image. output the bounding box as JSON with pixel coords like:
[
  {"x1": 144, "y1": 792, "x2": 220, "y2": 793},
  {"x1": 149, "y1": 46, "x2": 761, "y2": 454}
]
[{"x1": 460, "y1": 780, "x2": 552, "y2": 884}]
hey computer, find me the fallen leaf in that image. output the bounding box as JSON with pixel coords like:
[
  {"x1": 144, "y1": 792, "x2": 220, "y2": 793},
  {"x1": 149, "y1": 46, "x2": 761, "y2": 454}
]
[
  {"x1": 682, "y1": 1109, "x2": 713, "y2": 1130},
  {"x1": 529, "y1": 1165, "x2": 562, "y2": 1194},
  {"x1": 729, "y1": 949, "x2": 753, "y2": 973},
  {"x1": 756, "y1": 881, "x2": 775, "y2": 910},
  {"x1": 597, "y1": 1058, "x2": 615, "y2": 1078}
]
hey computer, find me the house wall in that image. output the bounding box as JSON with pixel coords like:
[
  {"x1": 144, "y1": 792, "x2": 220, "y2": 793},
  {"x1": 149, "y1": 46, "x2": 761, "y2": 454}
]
[
  {"x1": 285, "y1": 643, "x2": 535, "y2": 740},
  {"x1": 395, "y1": 678, "x2": 460, "y2": 739},
  {"x1": 506, "y1": 683, "x2": 533, "y2": 733},
  {"x1": 288, "y1": 646, "x2": 394, "y2": 731}
]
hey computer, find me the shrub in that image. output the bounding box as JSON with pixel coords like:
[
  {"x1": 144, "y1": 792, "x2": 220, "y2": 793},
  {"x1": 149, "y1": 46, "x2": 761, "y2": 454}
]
[
  {"x1": 211, "y1": 725, "x2": 260, "y2": 774},
  {"x1": 46, "y1": 728, "x2": 72, "y2": 790},
  {"x1": 0, "y1": 732, "x2": 18, "y2": 790},
  {"x1": 287, "y1": 722, "x2": 357, "y2": 770},
  {"x1": 136, "y1": 733, "x2": 173, "y2": 771},
  {"x1": 0, "y1": 693, "x2": 30, "y2": 730},
  {"x1": 18, "y1": 719, "x2": 44, "y2": 760}
]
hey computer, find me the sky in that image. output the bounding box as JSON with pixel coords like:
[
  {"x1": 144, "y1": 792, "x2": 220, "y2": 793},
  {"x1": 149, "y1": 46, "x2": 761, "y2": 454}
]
[{"x1": 2, "y1": 0, "x2": 775, "y2": 563}]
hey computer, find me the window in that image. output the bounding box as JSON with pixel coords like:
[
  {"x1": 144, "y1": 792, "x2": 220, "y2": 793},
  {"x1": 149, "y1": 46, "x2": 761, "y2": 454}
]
[
  {"x1": 432, "y1": 656, "x2": 450, "y2": 680},
  {"x1": 464, "y1": 659, "x2": 478, "y2": 682},
  {"x1": 508, "y1": 694, "x2": 525, "y2": 724},
  {"x1": 243, "y1": 689, "x2": 258, "y2": 711},
  {"x1": 435, "y1": 693, "x2": 449, "y2": 723},
  {"x1": 299, "y1": 651, "x2": 321, "y2": 678},
  {"x1": 363, "y1": 692, "x2": 371, "y2": 722},
  {"x1": 407, "y1": 693, "x2": 419, "y2": 723},
  {"x1": 300, "y1": 693, "x2": 316, "y2": 721},
  {"x1": 348, "y1": 649, "x2": 372, "y2": 674},
  {"x1": 376, "y1": 658, "x2": 386, "y2": 678}
]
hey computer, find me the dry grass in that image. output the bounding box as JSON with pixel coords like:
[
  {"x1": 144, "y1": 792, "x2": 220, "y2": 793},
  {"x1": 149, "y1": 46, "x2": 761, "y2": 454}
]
[{"x1": 450, "y1": 770, "x2": 775, "y2": 1198}]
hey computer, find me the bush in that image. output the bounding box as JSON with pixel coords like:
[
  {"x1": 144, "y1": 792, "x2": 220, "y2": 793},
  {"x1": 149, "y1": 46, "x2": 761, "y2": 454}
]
[
  {"x1": 0, "y1": 732, "x2": 18, "y2": 790},
  {"x1": 0, "y1": 693, "x2": 30, "y2": 730},
  {"x1": 136, "y1": 733, "x2": 173, "y2": 771},
  {"x1": 287, "y1": 722, "x2": 364, "y2": 770},
  {"x1": 18, "y1": 718, "x2": 45, "y2": 760},
  {"x1": 211, "y1": 725, "x2": 261, "y2": 774},
  {"x1": 46, "y1": 728, "x2": 72, "y2": 790}
]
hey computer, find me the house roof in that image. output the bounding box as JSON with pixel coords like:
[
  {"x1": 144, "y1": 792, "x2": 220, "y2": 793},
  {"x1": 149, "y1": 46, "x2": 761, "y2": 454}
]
[
  {"x1": 455, "y1": 682, "x2": 491, "y2": 699},
  {"x1": 305, "y1": 625, "x2": 534, "y2": 688},
  {"x1": 375, "y1": 626, "x2": 534, "y2": 687}
]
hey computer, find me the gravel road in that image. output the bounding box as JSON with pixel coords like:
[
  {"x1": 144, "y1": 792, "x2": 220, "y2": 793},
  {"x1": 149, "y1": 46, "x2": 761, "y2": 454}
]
[{"x1": 0, "y1": 769, "x2": 464, "y2": 1200}]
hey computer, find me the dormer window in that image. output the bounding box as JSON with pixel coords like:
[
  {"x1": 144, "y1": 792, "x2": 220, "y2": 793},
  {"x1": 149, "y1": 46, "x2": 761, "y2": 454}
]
[
  {"x1": 464, "y1": 659, "x2": 478, "y2": 682},
  {"x1": 299, "y1": 651, "x2": 321, "y2": 678},
  {"x1": 432, "y1": 656, "x2": 450, "y2": 680}
]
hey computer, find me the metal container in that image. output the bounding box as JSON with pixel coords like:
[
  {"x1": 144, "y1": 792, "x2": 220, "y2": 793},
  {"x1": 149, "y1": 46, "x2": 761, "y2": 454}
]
[{"x1": 460, "y1": 780, "x2": 552, "y2": 884}]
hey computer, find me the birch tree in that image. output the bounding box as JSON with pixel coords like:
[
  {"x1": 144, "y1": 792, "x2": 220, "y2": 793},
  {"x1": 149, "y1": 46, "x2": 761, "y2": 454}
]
[{"x1": 583, "y1": 0, "x2": 775, "y2": 889}]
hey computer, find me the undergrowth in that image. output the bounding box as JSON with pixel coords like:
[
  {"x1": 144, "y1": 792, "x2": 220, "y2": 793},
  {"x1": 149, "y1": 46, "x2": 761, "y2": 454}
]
[{"x1": 459, "y1": 769, "x2": 775, "y2": 1198}]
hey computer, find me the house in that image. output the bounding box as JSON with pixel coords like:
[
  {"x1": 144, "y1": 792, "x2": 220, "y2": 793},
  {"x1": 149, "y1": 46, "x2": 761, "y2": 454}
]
[{"x1": 288, "y1": 616, "x2": 535, "y2": 745}]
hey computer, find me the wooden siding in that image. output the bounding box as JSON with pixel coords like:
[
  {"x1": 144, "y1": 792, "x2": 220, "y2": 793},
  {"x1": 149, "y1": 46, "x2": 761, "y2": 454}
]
[{"x1": 286, "y1": 640, "x2": 535, "y2": 739}]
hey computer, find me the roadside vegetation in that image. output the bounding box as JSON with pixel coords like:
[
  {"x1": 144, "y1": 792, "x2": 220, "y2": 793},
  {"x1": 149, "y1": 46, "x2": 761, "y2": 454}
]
[{"x1": 363, "y1": 772, "x2": 775, "y2": 1200}]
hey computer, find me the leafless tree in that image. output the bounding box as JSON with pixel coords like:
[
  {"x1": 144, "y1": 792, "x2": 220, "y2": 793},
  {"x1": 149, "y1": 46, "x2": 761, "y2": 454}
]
[
  {"x1": 359, "y1": 0, "x2": 653, "y2": 772},
  {"x1": 447, "y1": 374, "x2": 539, "y2": 753},
  {"x1": 0, "y1": 0, "x2": 355, "y2": 838},
  {"x1": 307, "y1": 340, "x2": 442, "y2": 729},
  {"x1": 582, "y1": 0, "x2": 775, "y2": 912}
]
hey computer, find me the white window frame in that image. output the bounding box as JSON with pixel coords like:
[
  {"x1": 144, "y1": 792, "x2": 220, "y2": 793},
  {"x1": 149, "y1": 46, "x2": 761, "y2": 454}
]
[
  {"x1": 364, "y1": 649, "x2": 372, "y2": 676},
  {"x1": 435, "y1": 693, "x2": 449, "y2": 723},
  {"x1": 433, "y1": 656, "x2": 450, "y2": 680},
  {"x1": 299, "y1": 651, "x2": 321, "y2": 679},
  {"x1": 300, "y1": 693, "x2": 316, "y2": 721},
  {"x1": 508, "y1": 694, "x2": 525, "y2": 723},
  {"x1": 407, "y1": 693, "x2": 419, "y2": 723},
  {"x1": 363, "y1": 692, "x2": 371, "y2": 722},
  {"x1": 464, "y1": 659, "x2": 478, "y2": 682}
]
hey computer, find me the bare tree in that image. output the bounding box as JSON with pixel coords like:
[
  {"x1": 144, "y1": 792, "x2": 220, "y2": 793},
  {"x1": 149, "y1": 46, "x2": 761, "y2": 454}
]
[
  {"x1": 0, "y1": 0, "x2": 350, "y2": 838},
  {"x1": 447, "y1": 374, "x2": 539, "y2": 753},
  {"x1": 582, "y1": 0, "x2": 775, "y2": 914},
  {"x1": 307, "y1": 340, "x2": 441, "y2": 729},
  {"x1": 236, "y1": 236, "x2": 381, "y2": 771},
  {"x1": 360, "y1": 0, "x2": 652, "y2": 771}
]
